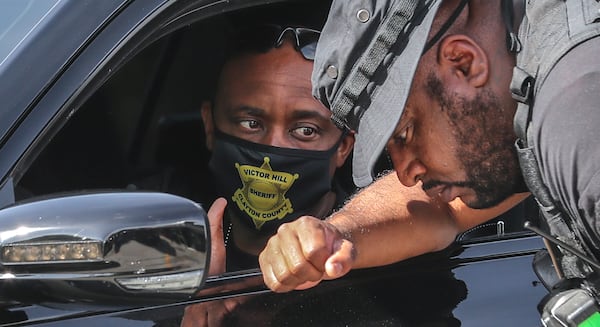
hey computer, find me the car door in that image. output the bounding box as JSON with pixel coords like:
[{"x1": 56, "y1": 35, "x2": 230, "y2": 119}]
[
  {"x1": 0, "y1": 0, "x2": 550, "y2": 326},
  {"x1": 0, "y1": 0, "x2": 230, "y2": 325}
]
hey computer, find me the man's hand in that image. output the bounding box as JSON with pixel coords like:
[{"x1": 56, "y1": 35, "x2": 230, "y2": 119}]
[
  {"x1": 258, "y1": 216, "x2": 355, "y2": 293},
  {"x1": 180, "y1": 197, "x2": 234, "y2": 327},
  {"x1": 207, "y1": 197, "x2": 227, "y2": 275}
]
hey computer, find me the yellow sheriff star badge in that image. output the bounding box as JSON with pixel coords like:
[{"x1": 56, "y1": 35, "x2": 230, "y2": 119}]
[{"x1": 232, "y1": 157, "x2": 299, "y2": 230}]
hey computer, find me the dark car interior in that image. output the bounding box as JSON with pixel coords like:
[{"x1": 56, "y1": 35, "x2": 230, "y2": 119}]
[
  {"x1": 18, "y1": 0, "x2": 341, "y2": 206},
  {"x1": 17, "y1": 12, "x2": 225, "y2": 204},
  {"x1": 15, "y1": 0, "x2": 534, "y2": 266}
]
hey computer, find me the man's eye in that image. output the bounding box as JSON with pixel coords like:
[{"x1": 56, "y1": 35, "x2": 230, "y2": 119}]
[
  {"x1": 240, "y1": 120, "x2": 260, "y2": 130},
  {"x1": 393, "y1": 125, "x2": 410, "y2": 145},
  {"x1": 291, "y1": 126, "x2": 318, "y2": 139}
]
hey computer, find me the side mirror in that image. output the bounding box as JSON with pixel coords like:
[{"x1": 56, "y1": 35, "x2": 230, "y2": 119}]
[{"x1": 0, "y1": 191, "x2": 209, "y2": 306}]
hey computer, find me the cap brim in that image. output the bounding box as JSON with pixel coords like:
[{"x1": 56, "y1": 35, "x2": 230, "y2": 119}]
[{"x1": 353, "y1": 1, "x2": 442, "y2": 187}]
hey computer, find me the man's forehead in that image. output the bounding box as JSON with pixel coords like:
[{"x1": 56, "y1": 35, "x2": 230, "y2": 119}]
[{"x1": 219, "y1": 48, "x2": 311, "y2": 89}]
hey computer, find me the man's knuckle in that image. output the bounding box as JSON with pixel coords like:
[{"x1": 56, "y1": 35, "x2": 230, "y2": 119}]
[
  {"x1": 268, "y1": 279, "x2": 284, "y2": 292},
  {"x1": 304, "y1": 245, "x2": 324, "y2": 261},
  {"x1": 288, "y1": 261, "x2": 307, "y2": 275},
  {"x1": 277, "y1": 222, "x2": 292, "y2": 234}
]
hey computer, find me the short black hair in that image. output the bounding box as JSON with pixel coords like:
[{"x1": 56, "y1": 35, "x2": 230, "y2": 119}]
[{"x1": 206, "y1": 0, "x2": 332, "y2": 102}]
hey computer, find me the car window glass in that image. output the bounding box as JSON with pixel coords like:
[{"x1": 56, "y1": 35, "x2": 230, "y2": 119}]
[{"x1": 15, "y1": 18, "x2": 225, "y2": 207}]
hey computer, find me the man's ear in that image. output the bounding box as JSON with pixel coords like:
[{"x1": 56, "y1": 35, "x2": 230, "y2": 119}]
[
  {"x1": 200, "y1": 101, "x2": 215, "y2": 151},
  {"x1": 438, "y1": 34, "x2": 489, "y2": 88},
  {"x1": 334, "y1": 131, "x2": 355, "y2": 168}
]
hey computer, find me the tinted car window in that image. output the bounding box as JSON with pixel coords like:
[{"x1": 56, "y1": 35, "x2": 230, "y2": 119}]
[
  {"x1": 14, "y1": 1, "x2": 334, "y2": 210},
  {"x1": 16, "y1": 19, "x2": 223, "y2": 203}
]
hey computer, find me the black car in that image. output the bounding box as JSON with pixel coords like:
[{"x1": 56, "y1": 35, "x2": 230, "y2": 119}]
[{"x1": 0, "y1": 0, "x2": 549, "y2": 325}]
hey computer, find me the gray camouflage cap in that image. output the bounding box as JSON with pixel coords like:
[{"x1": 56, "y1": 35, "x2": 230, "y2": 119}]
[{"x1": 312, "y1": 0, "x2": 442, "y2": 187}]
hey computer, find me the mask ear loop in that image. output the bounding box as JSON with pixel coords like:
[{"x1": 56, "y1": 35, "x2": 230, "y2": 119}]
[
  {"x1": 501, "y1": 0, "x2": 522, "y2": 53},
  {"x1": 208, "y1": 102, "x2": 227, "y2": 136},
  {"x1": 329, "y1": 128, "x2": 350, "y2": 152}
]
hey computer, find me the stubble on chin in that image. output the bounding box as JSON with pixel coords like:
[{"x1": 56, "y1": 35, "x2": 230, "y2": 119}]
[{"x1": 424, "y1": 73, "x2": 520, "y2": 209}]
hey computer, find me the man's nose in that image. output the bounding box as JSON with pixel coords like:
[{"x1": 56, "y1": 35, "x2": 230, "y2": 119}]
[
  {"x1": 262, "y1": 130, "x2": 291, "y2": 148},
  {"x1": 387, "y1": 145, "x2": 426, "y2": 187}
]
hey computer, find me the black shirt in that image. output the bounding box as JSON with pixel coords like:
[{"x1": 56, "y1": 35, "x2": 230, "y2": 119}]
[{"x1": 531, "y1": 36, "x2": 600, "y2": 254}]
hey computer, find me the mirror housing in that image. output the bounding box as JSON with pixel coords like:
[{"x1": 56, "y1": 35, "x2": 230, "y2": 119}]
[{"x1": 0, "y1": 191, "x2": 209, "y2": 306}]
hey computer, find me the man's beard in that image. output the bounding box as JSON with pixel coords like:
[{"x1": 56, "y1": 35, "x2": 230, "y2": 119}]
[{"x1": 424, "y1": 73, "x2": 522, "y2": 209}]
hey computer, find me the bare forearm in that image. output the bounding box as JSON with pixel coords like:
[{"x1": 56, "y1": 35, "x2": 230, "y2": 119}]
[
  {"x1": 327, "y1": 171, "x2": 529, "y2": 268},
  {"x1": 326, "y1": 172, "x2": 455, "y2": 267}
]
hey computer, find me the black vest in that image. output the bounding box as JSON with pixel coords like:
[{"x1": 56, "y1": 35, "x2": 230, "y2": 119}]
[{"x1": 511, "y1": 0, "x2": 600, "y2": 280}]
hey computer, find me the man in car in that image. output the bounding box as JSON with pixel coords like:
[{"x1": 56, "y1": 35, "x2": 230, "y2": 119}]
[
  {"x1": 200, "y1": 22, "x2": 355, "y2": 273},
  {"x1": 181, "y1": 20, "x2": 356, "y2": 327},
  {"x1": 258, "y1": 0, "x2": 600, "y2": 319}
]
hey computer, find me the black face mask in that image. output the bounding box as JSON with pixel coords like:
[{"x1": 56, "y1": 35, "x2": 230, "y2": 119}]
[{"x1": 209, "y1": 130, "x2": 341, "y2": 234}]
